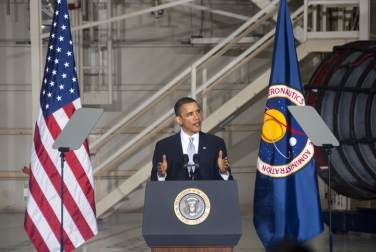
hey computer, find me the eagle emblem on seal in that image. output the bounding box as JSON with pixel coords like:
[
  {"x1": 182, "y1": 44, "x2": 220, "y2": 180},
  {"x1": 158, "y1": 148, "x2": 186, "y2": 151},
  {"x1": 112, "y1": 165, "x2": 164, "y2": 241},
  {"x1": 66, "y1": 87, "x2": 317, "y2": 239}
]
[{"x1": 184, "y1": 197, "x2": 200, "y2": 216}]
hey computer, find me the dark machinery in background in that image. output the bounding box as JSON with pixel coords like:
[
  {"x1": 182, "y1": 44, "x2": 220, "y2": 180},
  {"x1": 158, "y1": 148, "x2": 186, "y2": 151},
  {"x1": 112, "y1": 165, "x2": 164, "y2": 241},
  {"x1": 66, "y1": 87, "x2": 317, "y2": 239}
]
[{"x1": 305, "y1": 40, "x2": 376, "y2": 234}]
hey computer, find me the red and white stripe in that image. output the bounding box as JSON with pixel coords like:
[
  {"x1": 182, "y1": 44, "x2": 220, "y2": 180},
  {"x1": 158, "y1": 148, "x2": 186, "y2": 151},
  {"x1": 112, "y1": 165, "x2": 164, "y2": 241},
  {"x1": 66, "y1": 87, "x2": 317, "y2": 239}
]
[{"x1": 25, "y1": 98, "x2": 97, "y2": 252}]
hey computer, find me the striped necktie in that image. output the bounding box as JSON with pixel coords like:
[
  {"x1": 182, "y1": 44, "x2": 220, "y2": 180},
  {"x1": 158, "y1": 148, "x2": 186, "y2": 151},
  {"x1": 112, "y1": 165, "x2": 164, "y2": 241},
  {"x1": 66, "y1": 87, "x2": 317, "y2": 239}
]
[{"x1": 187, "y1": 137, "x2": 196, "y2": 177}]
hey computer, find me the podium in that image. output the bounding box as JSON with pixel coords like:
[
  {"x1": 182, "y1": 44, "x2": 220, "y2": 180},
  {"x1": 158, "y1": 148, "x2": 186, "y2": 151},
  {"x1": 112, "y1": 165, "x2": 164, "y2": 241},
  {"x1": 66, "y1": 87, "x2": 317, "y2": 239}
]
[{"x1": 142, "y1": 181, "x2": 242, "y2": 252}]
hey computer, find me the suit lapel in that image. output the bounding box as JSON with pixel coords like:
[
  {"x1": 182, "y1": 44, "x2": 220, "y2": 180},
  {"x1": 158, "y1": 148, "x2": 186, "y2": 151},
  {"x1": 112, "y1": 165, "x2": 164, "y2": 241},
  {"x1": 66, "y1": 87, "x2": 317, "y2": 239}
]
[
  {"x1": 197, "y1": 131, "x2": 212, "y2": 179},
  {"x1": 170, "y1": 132, "x2": 183, "y2": 159},
  {"x1": 170, "y1": 131, "x2": 189, "y2": 180},
  {"x1": 198, "y1": 131, "x2": 210, "y2": 155}
]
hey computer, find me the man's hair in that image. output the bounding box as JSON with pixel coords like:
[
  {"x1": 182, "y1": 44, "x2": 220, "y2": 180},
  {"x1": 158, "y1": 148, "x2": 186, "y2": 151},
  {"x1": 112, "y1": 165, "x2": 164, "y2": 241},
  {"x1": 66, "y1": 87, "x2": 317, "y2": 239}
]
[{"x1": 174, "y1": 97, "x2": 198, "y2": 116}]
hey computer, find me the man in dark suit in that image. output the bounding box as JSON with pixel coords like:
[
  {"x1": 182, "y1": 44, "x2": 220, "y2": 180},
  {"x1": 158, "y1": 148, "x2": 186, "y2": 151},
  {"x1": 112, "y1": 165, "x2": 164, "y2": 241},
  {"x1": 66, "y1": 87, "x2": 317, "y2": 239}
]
[{"x1": 150, "y1": 97, "x2": 233, "y2": 181}]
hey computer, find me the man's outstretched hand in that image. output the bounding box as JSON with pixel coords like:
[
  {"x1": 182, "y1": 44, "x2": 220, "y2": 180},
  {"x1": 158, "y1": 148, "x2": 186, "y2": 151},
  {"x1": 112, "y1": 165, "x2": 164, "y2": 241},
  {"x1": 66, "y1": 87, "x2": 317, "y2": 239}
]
[
  {"x1": 217, "y1": 150, "x2": 229, "y2": 175},
  {"x1": 157, "y1": 154, "x2": 167, "y2": 177}
]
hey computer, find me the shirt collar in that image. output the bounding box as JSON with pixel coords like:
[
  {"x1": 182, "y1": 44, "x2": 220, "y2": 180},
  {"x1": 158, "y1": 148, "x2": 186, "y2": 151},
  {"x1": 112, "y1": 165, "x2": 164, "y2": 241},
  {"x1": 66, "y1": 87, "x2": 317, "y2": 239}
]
[{"x1": 180, "y1": 130, "x2": 199, "y2": 142}]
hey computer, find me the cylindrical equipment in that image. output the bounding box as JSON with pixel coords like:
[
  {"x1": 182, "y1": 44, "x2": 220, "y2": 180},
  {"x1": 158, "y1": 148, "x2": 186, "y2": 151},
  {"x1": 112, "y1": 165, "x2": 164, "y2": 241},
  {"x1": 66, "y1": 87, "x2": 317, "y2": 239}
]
[{"x1": 305, "y1": 41, "x2": 376, "y2": 200}]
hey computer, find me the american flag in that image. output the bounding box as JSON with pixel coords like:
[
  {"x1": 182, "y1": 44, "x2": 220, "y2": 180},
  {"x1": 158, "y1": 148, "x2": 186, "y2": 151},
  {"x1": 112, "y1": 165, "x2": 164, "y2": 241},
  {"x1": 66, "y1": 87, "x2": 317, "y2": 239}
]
[{"x1": 24, "y1": 0, "x2": 98, "y2": 251}]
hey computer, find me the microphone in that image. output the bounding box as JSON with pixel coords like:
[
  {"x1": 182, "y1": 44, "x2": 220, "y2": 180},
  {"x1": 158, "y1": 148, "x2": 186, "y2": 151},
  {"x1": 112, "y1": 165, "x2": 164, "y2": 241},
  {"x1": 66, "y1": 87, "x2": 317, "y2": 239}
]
[
  {"x1": 192, "y1": 154, "x2": 199, "y2": 180},
  {"x1": 182, "y1": 154, "x2": 189, "y2": 168},
  {"x1": 193, "y1": 154, "x2": 200, "y2": 168},
  {"x1": 182, "y1": 154, "x2": 192, "y2": 179}
]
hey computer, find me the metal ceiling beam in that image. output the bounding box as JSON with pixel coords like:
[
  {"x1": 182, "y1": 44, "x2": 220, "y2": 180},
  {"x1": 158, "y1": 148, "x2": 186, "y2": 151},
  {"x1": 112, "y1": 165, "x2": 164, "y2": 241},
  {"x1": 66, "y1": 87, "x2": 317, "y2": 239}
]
[
  {"x1": 40, "y1": 0, "x2": 196, "y2": 39},
  {"x1": 180, "y1": 2, "x2": 250, "y2": 21}
]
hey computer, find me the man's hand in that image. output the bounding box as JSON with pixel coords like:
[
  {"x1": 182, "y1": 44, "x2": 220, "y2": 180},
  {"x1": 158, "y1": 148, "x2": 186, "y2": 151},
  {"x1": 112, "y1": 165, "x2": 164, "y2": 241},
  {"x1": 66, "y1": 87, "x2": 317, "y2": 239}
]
[
  {"x1": 157, "y1": 154, "x2": 167, "y2": 177},
  {"x1": 217, "y1": 150, "x2": 229, "y2": 175},
  {"x1": 22, "y1": 166, "x2": 30, "y2": 175}
]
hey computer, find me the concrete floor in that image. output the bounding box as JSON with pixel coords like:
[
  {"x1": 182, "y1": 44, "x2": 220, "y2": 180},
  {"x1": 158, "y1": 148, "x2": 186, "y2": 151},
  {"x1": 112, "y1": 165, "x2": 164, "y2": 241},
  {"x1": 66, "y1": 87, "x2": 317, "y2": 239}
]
[{"x1": 1, "y1": 213, "x2": 376, "y2": 252}]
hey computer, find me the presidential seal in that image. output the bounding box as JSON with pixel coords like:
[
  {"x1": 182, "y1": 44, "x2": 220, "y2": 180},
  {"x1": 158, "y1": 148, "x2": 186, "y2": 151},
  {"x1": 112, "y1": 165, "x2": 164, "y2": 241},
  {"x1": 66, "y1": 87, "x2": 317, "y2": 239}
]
[{"x1": 174, "y1": 188, "x2": 210, "y2": 225}]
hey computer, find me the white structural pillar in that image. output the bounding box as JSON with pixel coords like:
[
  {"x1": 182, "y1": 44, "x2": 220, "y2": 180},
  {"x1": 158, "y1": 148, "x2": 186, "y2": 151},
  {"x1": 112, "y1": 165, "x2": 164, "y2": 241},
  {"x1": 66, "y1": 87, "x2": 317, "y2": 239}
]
[
  {"x1": 359, "y1": 0, "x2": 370, "y2": 40},
  {"x1": 191, "y1": 64, "x2": 197, "y2": 99},
  {"x1": 30, "y1": 1, "x2": 42, "y2": 132}
]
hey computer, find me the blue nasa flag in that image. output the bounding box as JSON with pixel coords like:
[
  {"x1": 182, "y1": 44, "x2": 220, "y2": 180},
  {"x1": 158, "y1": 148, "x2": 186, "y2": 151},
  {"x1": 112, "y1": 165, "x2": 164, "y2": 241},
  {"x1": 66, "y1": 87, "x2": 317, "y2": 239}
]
[{"x1": 253, "y1": 0, "x2": 323, "y2": 251}]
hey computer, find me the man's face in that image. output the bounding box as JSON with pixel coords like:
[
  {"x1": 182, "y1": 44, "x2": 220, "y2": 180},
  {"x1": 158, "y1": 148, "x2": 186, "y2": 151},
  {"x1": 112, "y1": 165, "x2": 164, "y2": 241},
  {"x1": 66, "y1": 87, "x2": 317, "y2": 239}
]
[{"x1": 175, "y1": 102, "x2": 202, "y2": 136}]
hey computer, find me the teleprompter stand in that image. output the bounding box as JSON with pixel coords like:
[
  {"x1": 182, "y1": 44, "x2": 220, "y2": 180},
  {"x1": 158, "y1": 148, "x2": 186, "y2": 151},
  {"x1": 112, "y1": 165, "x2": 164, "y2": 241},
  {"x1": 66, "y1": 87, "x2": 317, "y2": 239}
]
[
  {"x1": 288, "y1": 105, "x2": 339, "y2": 252},
  {"x1": 52, "y1": 108, "x2": 103, "y2": 252}
]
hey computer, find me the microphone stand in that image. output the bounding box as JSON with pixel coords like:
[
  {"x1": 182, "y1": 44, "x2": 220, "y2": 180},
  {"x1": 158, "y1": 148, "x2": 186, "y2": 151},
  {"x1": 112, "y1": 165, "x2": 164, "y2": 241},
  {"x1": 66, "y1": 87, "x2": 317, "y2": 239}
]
[
  {"x1": 189, "y1": 166, "x2": 194, "y2": 180},
  {"x1": 192, "y1": 154, "x2": 200, "y2": 180},
  {"x1": 183, "y1": 154, "x2": 199, "y2": 180},
  {"x1": 182, "y1": 154, "x2": 189, "y2": 179}
]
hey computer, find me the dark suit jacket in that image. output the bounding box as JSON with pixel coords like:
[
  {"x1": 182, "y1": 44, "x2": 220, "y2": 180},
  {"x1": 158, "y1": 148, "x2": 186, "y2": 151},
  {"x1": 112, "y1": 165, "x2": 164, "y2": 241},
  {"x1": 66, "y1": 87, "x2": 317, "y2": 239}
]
[{"x1": 150, "y1": 131, "x2": 233, "y2": 181}]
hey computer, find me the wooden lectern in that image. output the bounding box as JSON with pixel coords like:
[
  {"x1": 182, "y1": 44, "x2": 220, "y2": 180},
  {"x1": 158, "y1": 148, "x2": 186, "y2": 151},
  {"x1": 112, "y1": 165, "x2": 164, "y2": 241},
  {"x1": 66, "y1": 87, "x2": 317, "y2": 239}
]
[{"x1": 142, "y1": 181, "x2": 242, "y2": 252}]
